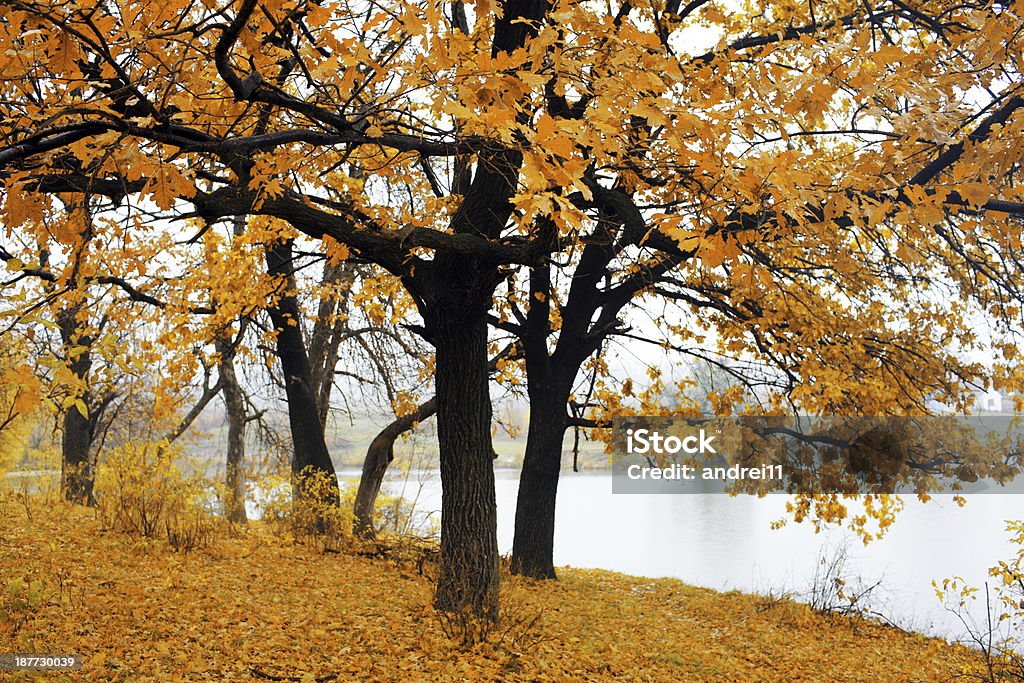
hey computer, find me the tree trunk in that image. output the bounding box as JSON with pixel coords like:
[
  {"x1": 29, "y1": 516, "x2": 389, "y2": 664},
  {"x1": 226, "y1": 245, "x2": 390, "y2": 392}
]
[
  {"x1": 510, "y1": 249, "x2": 599, "y2": 580},
  {"x1": 432, "y1": 312, "x2": 500, "y2": 619},
  {"x1": 265, "y1": 239, "x2": 339, "y2": 506},
  {"x1": 308, "y1": 261, "x2": 355, "y2": 427},
  {"x1": 353, "y1": 397, "x2": 437, "y2": 538},
  {"x1": 216, "y1": 335, "x2": 248, "y2": 524},
  {"x1": 511, "y1": 389, "x2": 569, "y2": 579},
  {"x1": 57, "y1": 306, "x2": 95, "y2": 505},
  {"x1": 61, "y1": 390, "x2": 94, "y2": 504}
]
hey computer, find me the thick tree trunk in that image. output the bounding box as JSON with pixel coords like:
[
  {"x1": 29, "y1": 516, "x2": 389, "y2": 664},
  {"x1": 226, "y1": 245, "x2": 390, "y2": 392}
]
[
  {"x1": 511, "y1": 389, "x2": 569, "y2": 579},
  {"x1": 265, "y1": 239, "x2": 339, "y2": 506},
  {"x1": 410, "y1": 0, "x2": 545, "y2": 612},
  {"x1": 353, "y1": 397, "x2": 437, "y2": 538},
  {"x1": 432, "y1": 312, "x2": 500, "y2": 619},
  {"x1": 216, "y1": 335, "x2": 248, "y2": 524},
  {"x1": 58, "y1": 307, "x2": 95, "y2": 505},
  {"x1": 61, "y1": 391, "x2": 94, "y2": 504}
]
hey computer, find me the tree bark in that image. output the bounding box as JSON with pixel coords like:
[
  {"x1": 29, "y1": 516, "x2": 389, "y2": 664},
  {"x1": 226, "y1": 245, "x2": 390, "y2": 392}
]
[
  {"x1": 432, "y1": 311, "x2": 500, "y2": 619},
  {"x1": 216, "y1": 334, "x2": 248, "y2": 524},
  {"x1": 510, "y1": 388, "x2": 569, "y2": 579},
  {"x1": 57, "y1": 306, "x2": 95, "y2": 505},
  {"x1": 353, "y1": 397, "x2": 437, "y2": 538},
  {"x1": 510, "y1": 230, "x2": 618, "y2": 579},
  {"x1": 406, "y1": 0, "x2": 550, "y2": 611},
  {"x1": 352, "y1": 344, "x2": 516, "y2": 538},
  {"x1": 265, "y1": 239, "x2": 339, "y2": 506},
  {"x1": 61, "y1": 390, "x2": 94, "y2": 504}
]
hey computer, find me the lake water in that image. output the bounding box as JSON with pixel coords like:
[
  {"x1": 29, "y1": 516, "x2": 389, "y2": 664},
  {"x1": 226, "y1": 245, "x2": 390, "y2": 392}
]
[{"x1": 343, "y1": 467, "x2": 1022, "y2": 643}]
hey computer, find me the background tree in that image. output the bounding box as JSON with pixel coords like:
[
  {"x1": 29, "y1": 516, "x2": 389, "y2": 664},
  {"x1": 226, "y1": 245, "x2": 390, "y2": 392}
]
[
  {"x1": 0, "y1": 332, "x2": 42, "y2": 471},
  {"x1": 0, "y1": 223, "x2": 179, "y2": 503}
]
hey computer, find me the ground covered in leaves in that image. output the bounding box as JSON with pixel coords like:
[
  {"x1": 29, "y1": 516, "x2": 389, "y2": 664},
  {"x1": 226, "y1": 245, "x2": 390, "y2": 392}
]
[{"x1": 1, "y1": 492, "x2": 982, "y2": 682}]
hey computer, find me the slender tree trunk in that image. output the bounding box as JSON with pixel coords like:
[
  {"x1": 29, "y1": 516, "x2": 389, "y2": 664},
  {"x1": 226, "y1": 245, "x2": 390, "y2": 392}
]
[
  {"x1": 511, "y1": 388, "x2": 569, "y2": 579},
  {"x1": 216, "y1": 335, "x2": 247, "y2": 524},
  {"x1": 510, "y1": 244, "x2": 607, "y2": 580},
  {"x1": 432, "y1": 311, "x2": 500, "y2": 618},
  {"x1": 57, "y1": 306, "x2": 95, "y2": 505},
  {"x1": 353, "y1": 397, "x2": 437, "y2": 538},
  {"x1": 308, "y1": 261, "x2": 354, "y2": 427},
  {"x1": 265, "y1": 239, "x2": 339, "y2": 506}
]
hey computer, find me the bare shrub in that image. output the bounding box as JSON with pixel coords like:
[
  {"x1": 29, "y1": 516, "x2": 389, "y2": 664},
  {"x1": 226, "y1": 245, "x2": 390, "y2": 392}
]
[
  {"x1": 804, "y1": 540, "x2": 886, "y2": 621},
  {"x1": 94, "y1": 441, "x2": 215, "y2": 551},
  {"x1": 938, "y1": 522, "x2": 1024, "y2": 682}
]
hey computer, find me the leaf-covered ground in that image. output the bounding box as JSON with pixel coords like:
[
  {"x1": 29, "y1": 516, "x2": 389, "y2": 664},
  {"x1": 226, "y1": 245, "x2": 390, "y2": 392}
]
[{"x1": 1, "y1": 494, "x2": 981, "y2": 682}]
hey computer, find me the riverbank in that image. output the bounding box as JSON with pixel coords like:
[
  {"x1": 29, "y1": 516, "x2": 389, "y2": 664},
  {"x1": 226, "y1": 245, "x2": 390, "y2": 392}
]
[{"x1": 1, "y1": 492, "x2": 984, "y2": 682}]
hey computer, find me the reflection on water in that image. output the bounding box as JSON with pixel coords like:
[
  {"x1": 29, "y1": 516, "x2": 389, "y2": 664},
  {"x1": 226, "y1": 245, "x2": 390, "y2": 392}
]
[{"x1": 363, "y1": 467, "x2": 1022, "y2": 641}]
